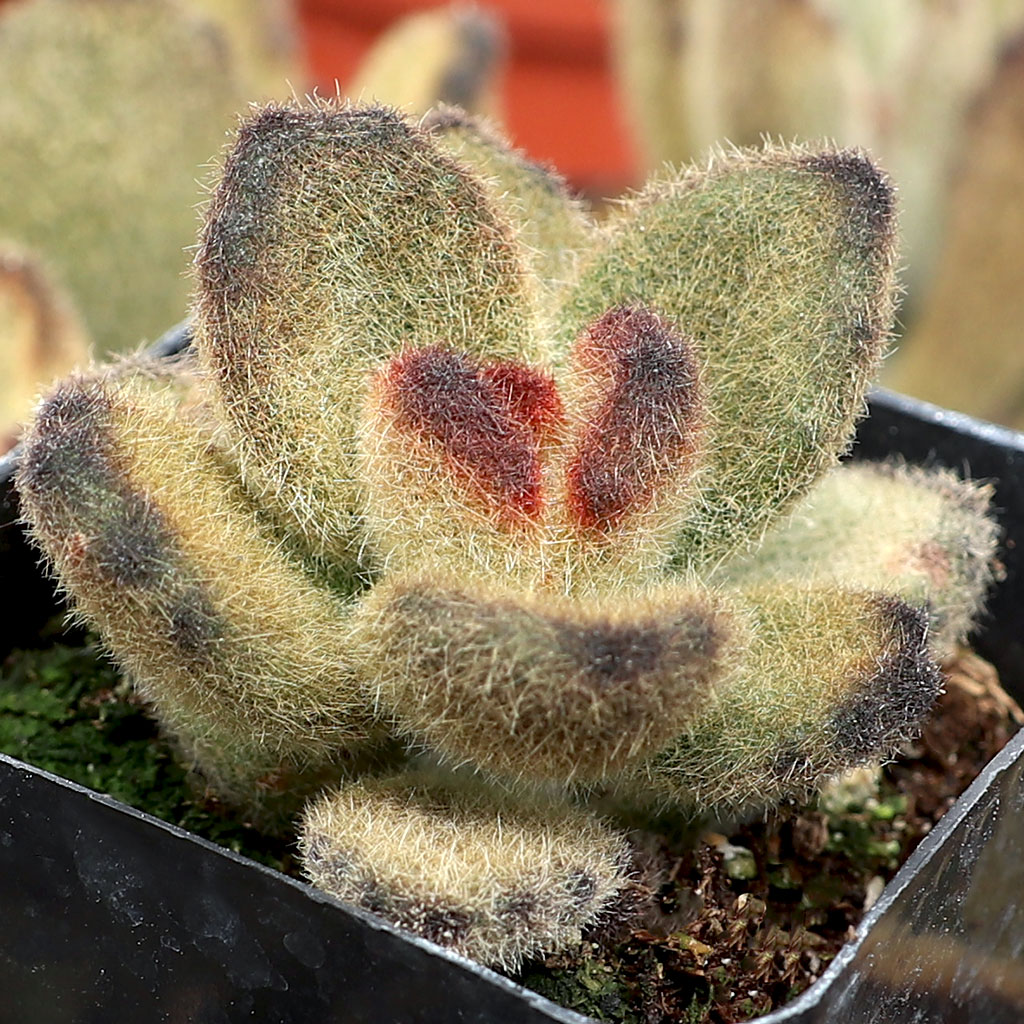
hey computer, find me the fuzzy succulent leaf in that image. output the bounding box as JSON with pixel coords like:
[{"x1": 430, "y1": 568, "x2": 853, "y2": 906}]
[
  {"x1": 353, "y1": 573, "x2": 734, "y2": 782},
  {"x1": 16, "y1": 372, "x2": 379, "y2": 817},
  {"x1": 194, "y1": 101, "x2": 538, "y2": 561},
  {"x1": 560, "y1": 305, "x2": 706, "y2": 543},
  {"x1": 719, "y1": 461, "x2": 1000, "y2": 657},
  {"x1": 358, "y1": 343, "x2": 562, "y2": 585},
  {"x1": 642, "y1": 584, "x2": 941, "y2": 813},
  {"x1": 555, "y1": 145, "x2": 899, "y2": 571},
  {"x1": 301, "y1": 770, "x2": 633, "y2": 970},
  {"x1": 358, "y1": 304, "x2": 706, "y2": 591},
  {"x1": 423, "y1": 107, "x2": 596, "y2": 324}
]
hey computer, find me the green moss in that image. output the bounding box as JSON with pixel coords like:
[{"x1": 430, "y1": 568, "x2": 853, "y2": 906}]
[
  {"x1": 518, "y1": 954, "x2": 642, "y2": 1024},
  {"x1": 821, "y1": 786, "x2": 908, "y2": 871},
  {"x1": 0, "y1": 639, "x2": 293, "y2": 873}
]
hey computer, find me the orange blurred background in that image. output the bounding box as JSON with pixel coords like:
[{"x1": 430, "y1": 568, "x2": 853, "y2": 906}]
[{"x1": 297, "y1": 0, "x2": 640, "y2": 196}]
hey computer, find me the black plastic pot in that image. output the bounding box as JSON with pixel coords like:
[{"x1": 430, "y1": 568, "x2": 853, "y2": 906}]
[{"x1": 2, "y1": 358, "x2": 1023, "y2": 1023}]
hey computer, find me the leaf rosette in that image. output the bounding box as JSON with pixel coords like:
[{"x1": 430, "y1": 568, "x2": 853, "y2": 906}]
[{"x1": 17, "y1": 100, "x2": 998, "y2": 967}]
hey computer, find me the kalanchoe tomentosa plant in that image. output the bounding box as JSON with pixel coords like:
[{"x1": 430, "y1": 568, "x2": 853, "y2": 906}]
[{"x1": 16, "y1": 100, "x2": 998, "y2": 969}]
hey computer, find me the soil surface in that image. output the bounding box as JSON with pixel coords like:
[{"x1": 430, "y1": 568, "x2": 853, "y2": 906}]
[
  {"x1": 0, "y1": 638, "x2": 1019, "y2": 1023},
  {"x1": 514, "y1": 650, "x2": 1023, "y2": 1023}
]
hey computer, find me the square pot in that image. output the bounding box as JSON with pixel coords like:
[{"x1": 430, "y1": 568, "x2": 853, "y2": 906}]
[{"x1": 2, "y1": 356, "x2": 1023, "y2": 1023}]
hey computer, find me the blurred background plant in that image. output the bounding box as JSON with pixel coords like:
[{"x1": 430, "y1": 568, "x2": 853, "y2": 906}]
[
  {"x1": 0, "y1": 0, "x2": 514, "y2": 445},
  {"x1": 0, "y1": 245, "x2": 88, "y2": 454},
  {"x1": 610, "y1": 0, "x2": 1024, "y2": 429},
  {"x1": 0, "y1": 0, "x2": 294, "y2": 361},
  {"x1": 4, "y1": 0, "x2": 1024, "y2": 442}
]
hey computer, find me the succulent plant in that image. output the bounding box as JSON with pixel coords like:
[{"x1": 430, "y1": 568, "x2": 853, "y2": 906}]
[
  {"x1": 886, "y1": 34, "x2": 1024, "y2": 428},
  {"x1": 187, "y1": 0, "x2": 307, "y2": 100},
  {"x1": 611, "y1": 0, "x2": 868, "y2": 177},
  {"x1": 611, "y1": 0, "x2": 1024, "y2": 430},
  {"x1": 16, "y1": 100, "x2": 998, "y2": 969}
]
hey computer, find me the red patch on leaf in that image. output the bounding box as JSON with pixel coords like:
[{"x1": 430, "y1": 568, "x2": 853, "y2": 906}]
[
  {"x1": 481, "y1": 362, "x2": 564, "y2": 441},
  {"x1": 380, "y1": 347, "x2": 556, "y2": 521},
  {"x1": 567, "y1": 306, "x2": 703, "y2": 532}
]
